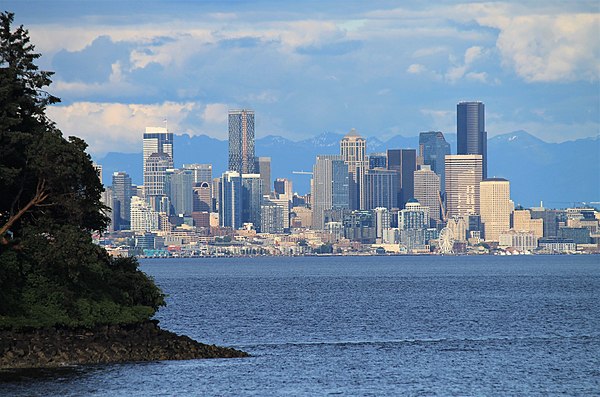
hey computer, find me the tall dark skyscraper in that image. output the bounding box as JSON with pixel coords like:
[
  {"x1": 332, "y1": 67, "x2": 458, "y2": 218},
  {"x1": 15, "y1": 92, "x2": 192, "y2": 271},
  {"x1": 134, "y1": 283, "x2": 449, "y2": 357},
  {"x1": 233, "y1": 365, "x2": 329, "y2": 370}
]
[
  {"x1": 229, "y1": 109, "x2": 256, "y2": 174},
  {"x1": 457, "y1": 101, "x2": 487, "y2": 179},
  {"x1": 112, "y1": 171, "x2": 132, "y2": 231},
  {"x1": 419, "y1": 131, "x2": 451, "y2": 193},
  {"x1": 387, "y1": 149, "x2": 416, "y2": 209}
]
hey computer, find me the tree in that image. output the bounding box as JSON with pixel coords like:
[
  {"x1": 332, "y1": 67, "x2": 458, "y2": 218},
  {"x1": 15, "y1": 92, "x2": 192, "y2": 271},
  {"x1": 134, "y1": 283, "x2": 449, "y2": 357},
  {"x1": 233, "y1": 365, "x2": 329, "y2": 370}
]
[{"x1": 0, "y1": 12, "x2": 164, "y2": 329}]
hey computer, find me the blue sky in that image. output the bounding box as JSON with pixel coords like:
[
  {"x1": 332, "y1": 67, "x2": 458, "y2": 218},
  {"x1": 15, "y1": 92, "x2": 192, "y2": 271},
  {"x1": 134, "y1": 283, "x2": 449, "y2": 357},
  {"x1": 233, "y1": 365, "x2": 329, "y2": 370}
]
[{"x1": 6, "y1": 1, "x2": 599, "y2": 156}]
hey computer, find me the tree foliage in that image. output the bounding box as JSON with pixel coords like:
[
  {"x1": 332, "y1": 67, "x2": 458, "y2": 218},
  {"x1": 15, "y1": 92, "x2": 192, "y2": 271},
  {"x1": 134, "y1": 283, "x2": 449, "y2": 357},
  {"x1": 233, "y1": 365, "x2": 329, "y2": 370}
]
[{"x1": 0, "y1": 12, "x2": 165, "y2": 329}]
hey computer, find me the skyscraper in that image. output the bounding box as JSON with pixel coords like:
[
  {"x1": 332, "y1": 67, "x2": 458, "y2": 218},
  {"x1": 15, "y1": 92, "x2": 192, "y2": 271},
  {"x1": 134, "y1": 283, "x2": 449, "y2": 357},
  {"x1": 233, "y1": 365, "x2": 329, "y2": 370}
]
[
  {"x1": 480, "y1": 178, "x2": 511, "y2": 241},
  {"x1": 165, "y1": 168, "x2": 194, "y2": 216},
  {"x1": 219, "y1": 171, "x2": 242, "y2": 229},
  {"x1": 112, "y1": 171, "x2": 132, "y2": 231},
  {"x1": 368, "y1": 153, "x2": 387, "y2": 169},
  {"x1": 311, "y1": 155, "x2": 350, "y2": 230},
  {"x1": 143, "y1": 126, "x2": 173, "y2": 172},
  {"x1": 144, "y1": 152, "x2": 171, "y2": 212},
  {"x1": 255, "y1": 156, "x2": 271, "y2": 194},
  {"x1": 414, "y1": 165, "x2": 441, "y2": 225},
  {"x1": 419, "y1": 131, "x2": 450, "y2": 193},
  {"x1": 241, "y1": 173, "x2": 263, "y2": 230},
  {"x1": 183, "y1": 163, "x2": 212, "y2": 184},
  {"x1": 386, "y1": 149, "x2": 416, "y2": 209},
  {"x1": 364, "y1": 168, "x2": 398, "y2": 210},
  {"x1": 274, "y1": 178, "x2": 293, "y2": 202},
  {"x1": 229, "y1": 109, "x2": 255, "y2": 174},
  {"x1": 340, "y1": 129, "x2": 368, "y2": 210},
  {"x1": 457, "y1": 101, "x2": 487, "y2": 179},
  {"x1": 445, "y1": 154, "x2": 483, "y2": 218}
]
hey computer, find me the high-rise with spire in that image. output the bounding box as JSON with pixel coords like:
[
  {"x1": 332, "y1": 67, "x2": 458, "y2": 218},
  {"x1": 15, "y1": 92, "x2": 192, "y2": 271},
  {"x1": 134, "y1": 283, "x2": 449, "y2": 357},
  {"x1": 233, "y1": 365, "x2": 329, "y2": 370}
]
[{"x1": 340, "y1": 129, "x2": 368, "y2": 210}]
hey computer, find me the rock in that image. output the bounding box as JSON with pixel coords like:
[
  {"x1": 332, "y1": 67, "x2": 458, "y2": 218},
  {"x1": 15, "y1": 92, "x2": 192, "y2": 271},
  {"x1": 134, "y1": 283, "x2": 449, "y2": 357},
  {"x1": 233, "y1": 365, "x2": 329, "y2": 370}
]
[{"x1": 0, "y1": 320, "x2": 248, "y2": 369}]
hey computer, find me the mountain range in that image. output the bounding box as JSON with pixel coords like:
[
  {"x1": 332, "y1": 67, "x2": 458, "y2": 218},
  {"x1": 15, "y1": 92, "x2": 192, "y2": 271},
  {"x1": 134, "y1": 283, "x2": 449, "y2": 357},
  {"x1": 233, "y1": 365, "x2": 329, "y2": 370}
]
[{"x1": 95, "y1": 131, "x2": 599, "y2": 208}]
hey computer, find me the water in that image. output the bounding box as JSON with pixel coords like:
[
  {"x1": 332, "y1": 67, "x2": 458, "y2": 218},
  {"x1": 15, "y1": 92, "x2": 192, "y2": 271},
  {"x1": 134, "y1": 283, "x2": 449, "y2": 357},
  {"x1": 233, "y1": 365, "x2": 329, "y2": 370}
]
[{"x1": 2, "y1": 255, "x2": 599, "y2": 396}]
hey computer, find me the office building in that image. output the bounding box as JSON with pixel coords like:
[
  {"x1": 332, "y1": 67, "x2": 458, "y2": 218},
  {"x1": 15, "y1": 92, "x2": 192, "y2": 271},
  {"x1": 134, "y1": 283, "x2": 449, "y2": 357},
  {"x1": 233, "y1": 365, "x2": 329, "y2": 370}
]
[
  {"x1": 445, "y1": 154, "x2": 483, "y2": 218},
  {"x1": 229, "y1": 109, "x2": 255, "y2": 174},
  {"x1": 414, "y1": 165, "x2": 441, "y2": 225},
  {"x1": 165, "y1": 169, "x2": 194, "y2": 216},
  {"x1": 513, "y1": 209, "x2": 544, "y2": 239},
  {"x1": 219, "y1": 171, "x2": 242, "y2": 229},
  {"x1": 343, "y1": 210, "x2": 376, "y2": 244},
  {"x1": 143, "y1": 126, "x2": 173, "y2": 172},
  {"x1": 261, "y1": 201, "x2": 284, "y2": 234},
  {"x1": 457, "y1": 101, "x2": 487, "y2": 179},
  {"x1": 192, "y1": 182, "x2": 212, "y2": 213},
  {"x1": 479, "y1": 178, "x2": 511, "y2": 241},
  {"x1": 340, "y1": 129, "x2": 368, "y2": 210},
  {"x1": 255, "y1": 157, "x2": 271, "y2": 194},
  {"x1": 364, "y1": 168, "x2": 398, "y2": 210},
  {"x1": 368, "y1": 153, "x2": 387, "y2": 169},
  {"x1": 183, "y1": 164, "x2": 212, "y2": 184},
  {"x1": 387, "y1": 149, "x2": 416, "y2": 209},
  {"x1": 373, "y1": 207, "x2": 391, "y2": 243},
  {"x1": 112, "y1": 171, "x2": 132, "y2": 230},
  {"x1": 498, "y1": 230, "x2": 538, "y2": 251},
  {"x1": 130, "y1": 196, "x2": 160, "y2": 232},
  {"x1": 419, "y1": 131, "x2": 450, "y2": 192},
  {"x1": 311, "y1": 155, "x2": 350, "y2": 230},
  {"x1": 274, "y1": 178, "x2": 293, "y2": 202},
  {"x1": 241, "y1": 174, "x2": 263, "y2": 230}
]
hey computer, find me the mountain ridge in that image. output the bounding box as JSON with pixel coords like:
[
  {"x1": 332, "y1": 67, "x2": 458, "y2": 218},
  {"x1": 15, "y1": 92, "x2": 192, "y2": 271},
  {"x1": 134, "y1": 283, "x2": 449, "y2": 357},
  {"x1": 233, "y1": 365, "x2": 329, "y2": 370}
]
[{"x1": 96, "y1": 131, "x2": 599, "y2": 208}]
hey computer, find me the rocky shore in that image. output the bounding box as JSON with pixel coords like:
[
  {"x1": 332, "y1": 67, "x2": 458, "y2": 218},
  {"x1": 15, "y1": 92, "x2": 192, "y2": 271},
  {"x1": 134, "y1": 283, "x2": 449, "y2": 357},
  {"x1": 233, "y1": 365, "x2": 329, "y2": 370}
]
[{"x1": 0, "y1": 320, "x2": 248, "y2": 369}]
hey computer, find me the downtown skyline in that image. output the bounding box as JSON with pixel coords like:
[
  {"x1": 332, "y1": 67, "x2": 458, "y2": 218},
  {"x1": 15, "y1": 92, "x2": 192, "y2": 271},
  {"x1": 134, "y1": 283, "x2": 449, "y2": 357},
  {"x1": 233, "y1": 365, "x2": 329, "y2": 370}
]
[{"x1": 3, "y1": 0, "x2": 599, "y2": 159}]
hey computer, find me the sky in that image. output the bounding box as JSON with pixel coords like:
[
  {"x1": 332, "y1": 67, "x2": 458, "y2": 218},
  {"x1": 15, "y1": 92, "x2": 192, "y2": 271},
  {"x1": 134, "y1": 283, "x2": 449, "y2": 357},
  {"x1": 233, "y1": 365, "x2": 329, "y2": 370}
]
[{"x1": 5, "y1": 0, "x2": 600, "y2": 157}]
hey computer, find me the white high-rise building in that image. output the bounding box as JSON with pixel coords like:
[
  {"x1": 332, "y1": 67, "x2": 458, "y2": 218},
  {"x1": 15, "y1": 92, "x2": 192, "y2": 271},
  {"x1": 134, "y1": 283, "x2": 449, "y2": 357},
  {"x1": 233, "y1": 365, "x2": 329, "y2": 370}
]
[
  {"x1": 130, "y1": 196, "x2": 160, "y2": 232},
  {"x1": 414, "y1": 165, "x2": 441, "y2": 225},
  {"x1": 480, "y1": 178, "x2": 511, "y2": 241},
  {"x1": 340, "y1": 129, "x2": 368, "y2": 210},
  {"x1": 311, "y1": 155, "x2": 349, "y2": 230},
  {"x1": 143, "y1": 127, "x2": 173, "y2": 172},
  {"x1": 445, "y1": 154, "x2": 483, "y2": 218}
]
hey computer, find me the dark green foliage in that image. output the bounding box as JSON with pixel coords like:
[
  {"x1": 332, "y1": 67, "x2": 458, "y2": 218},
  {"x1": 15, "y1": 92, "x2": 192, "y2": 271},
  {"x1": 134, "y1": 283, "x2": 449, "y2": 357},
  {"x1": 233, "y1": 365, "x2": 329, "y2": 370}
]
[{"x1": 0, "y1": 12, "x2": 164, "y2": 329}]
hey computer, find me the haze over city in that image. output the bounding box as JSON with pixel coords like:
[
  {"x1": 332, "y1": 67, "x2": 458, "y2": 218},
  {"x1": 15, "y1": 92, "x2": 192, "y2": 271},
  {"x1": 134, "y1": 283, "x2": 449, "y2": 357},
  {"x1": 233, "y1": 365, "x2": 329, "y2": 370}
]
[{"x1": 6, "y1": 0, "x2": 599, "y2": 158}]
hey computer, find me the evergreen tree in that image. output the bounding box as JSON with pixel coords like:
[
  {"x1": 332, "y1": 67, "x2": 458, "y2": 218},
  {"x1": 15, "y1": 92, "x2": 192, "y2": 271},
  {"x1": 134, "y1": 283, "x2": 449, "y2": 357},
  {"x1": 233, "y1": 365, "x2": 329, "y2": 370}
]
[{"x1": 0, "y1": 12, "x2": 165, "y2": 328}]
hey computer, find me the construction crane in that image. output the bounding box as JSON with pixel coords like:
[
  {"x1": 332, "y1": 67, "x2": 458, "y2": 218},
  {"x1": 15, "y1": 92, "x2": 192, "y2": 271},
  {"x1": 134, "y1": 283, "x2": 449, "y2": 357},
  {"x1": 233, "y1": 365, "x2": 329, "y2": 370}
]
[
  {"x1": 438, "y1": 191, "x2": 448, "y2": 222},
  {"x1": 292, "y1": 171, "x2": 313, "y2": 175}
]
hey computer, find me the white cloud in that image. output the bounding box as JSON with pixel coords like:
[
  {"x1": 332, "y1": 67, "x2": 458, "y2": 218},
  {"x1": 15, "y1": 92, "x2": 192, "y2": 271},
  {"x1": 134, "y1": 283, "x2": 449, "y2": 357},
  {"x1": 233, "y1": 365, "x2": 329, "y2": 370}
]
[
  {"x1": 202, "y1": 103, "x2": 229, "y2": 125},
  {"x1": 47, "y1": 101, "x2": 203, "y2": 155},
  {"x1": 407, "y1": 63, "x2": 426, "y2": 74}
]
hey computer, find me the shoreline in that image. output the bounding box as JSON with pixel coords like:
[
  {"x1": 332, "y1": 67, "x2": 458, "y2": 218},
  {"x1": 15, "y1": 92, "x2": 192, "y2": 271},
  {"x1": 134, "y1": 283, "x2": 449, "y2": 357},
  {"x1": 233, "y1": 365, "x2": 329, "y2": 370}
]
[{"x1": 0, "y1": 320, "x2": 248, "y2": 370}]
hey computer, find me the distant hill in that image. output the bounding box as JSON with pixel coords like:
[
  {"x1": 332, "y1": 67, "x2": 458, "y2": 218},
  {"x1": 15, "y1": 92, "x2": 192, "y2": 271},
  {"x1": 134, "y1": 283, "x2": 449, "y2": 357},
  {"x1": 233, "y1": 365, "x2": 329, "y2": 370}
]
[{"x1": 95, "y1": 131, "x2": 599, "y2": 208}]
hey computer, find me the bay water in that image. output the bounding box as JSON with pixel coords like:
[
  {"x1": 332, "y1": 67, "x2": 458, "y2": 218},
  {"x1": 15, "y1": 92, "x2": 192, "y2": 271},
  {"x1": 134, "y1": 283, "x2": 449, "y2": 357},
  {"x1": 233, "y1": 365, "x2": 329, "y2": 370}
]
[{"x1": 2, "y1": 255, "x2": 599, "y2": 396}]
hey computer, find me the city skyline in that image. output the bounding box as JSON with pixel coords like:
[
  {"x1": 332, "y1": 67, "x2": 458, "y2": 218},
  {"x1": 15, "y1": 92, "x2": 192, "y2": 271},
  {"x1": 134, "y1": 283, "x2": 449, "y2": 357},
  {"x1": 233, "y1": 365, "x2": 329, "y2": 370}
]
[{"x1": 4, "y1": 1, "x2": 598, "y2": 158}]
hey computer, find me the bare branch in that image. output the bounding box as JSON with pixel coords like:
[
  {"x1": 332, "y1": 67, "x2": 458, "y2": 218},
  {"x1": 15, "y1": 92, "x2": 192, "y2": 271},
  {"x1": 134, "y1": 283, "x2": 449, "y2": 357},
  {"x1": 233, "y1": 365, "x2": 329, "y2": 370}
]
[{"x1": 0, "y1": 178, "x2": 48, "y2": 242}]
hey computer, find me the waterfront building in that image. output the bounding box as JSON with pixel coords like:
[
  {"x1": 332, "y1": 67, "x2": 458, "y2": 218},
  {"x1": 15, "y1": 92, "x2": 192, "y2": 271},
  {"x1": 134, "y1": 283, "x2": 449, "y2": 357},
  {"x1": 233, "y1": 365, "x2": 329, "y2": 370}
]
[
  {"x1": 241, "y1": 173, "x2": 263, "y2": 231},
  {"x1": 255, "y1": 157, "x2": 272, "y2": 194},
  {"x1": 343, "y1": 210, "x2": 376, "y2": 244},
  {"x1": 364, "y1": 168, "x2": 398, "y2": 210},
  {"x1": 530, "y1": 206, "x2": 567, "y2": 237},
  {"x1": 513, "y1": 209, "x2": 544, "y2": 239},
  {"x1": 311, "y1": 155, "x2": 350, "y2": 230},
  {"x1": 387, "y1": 149, "x2": 416, "y2": 209},
  {"x1": 480, "y1": 178, "x2": 511, "y2": 241},
  {"x1": 419, "y1": 131, "x2": 451, "y2": 192},
  {"x1": 445, "y1": 154, "x2": 483, "y2": 218},
  {"x1": 499, "y1": 230, "x2": 538, "y2": 251},
  {"x1": 373, "y1": 207, "x2": 391, "y2": 243},
  {"x1": 414, "y1": 165, "x2": 441, "y2": 225},
  {"x1": 229, "y1": 109, "x2": 256, "y2": 174},
  {"x1": 538, "y1": 237, "x2": 576, "y2": 253},
  {"x1": 399, "y1": 199, "x2": 428, "y2": 231},
  {"x1": 219, "y1": 171, "x2": 242, "y2": 229},
  {"x1": 447, "y1": 216, "x2": 468, "y2": 242},
  {"x1": 112, "y1": 171, "x2": 132, "y2": 231},
  {"x1": 457, "y1": 101, "x2": 487, "y2": 179},
  {"x1": 261, "y1": 200, "x2": 284, "y2": 234},
  {"x1": 340, "y1": 129, "x2": 368, "y2": 210},
  {"x1": 558, "y1": 227, "x2": 591, "y2": 245}
]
